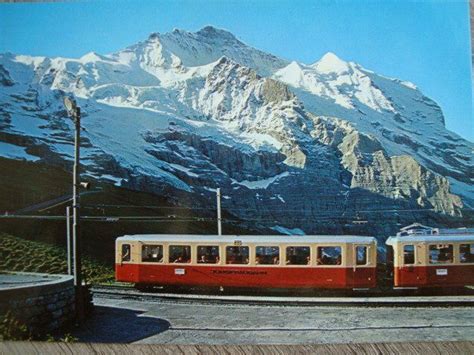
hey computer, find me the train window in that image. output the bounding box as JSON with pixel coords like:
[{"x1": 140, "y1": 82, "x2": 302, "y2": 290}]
[
  {"x1": 142, "y1": 245, "x2": 163, "y2": 263},
  {"x1": 197, "y1": 246, "x2": 220, "y2": 264},
  {"x1": 226, "y1": 246, "x2": 249, "y2": 264},
  {"x1": 403, "y1": 245, "x2": 415, "y2": 265},
  {"x1": 356, "y1": 246, "x2": 367, "y2": 265},
  {"x1": 460, "y1": 244, "x2": 474, "y2": 263},
  {"x1": 286, "y1": 246, "x2": 310, "y2": 265},
  {"x1": 121, "y1": 244, "x2": 131, "y2": 262},
  {"x1": 256, "y1": 246, "x2": 280, "y2": 265},
  {"x1": 169, "y1": 245, "x2": 191, "y2": 263},
  {"x1": 316, "y1": 246, "x2": 341, "y2": 265},
  {"x1": 429, "y1": 244, "x2": 453, "y2": 264}
]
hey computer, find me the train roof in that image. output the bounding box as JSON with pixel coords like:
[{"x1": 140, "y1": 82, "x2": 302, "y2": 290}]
[
  {"x1": 386, "y1": 234, "x2": 474, "y2": 245},
  {"x1": 116, "y1": 234, "x2": 377, "y2": 244}
]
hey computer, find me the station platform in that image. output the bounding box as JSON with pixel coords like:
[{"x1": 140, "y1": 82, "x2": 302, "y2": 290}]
[{"x1": 0, "y1": 272, "x2": 70, "y2": 290}]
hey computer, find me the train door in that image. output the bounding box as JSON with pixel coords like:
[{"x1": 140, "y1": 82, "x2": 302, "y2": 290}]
[
  {"x1": 116, "y1": 242, "x2": 138, "y2": 282},
  {"x1": 398, "y1": 244, "x2": 416, "y2": 286},
  {"x1": 352, "y1": 244, "x2": 371, "y2": 288},
  {"x1": 385, "y1": 244, "x2": 394, "y2": 288}
]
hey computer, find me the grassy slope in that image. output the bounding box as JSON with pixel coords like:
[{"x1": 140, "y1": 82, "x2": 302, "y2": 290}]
[{"x1": 0, "y1": 233, "x2": 114, "y2": 283}]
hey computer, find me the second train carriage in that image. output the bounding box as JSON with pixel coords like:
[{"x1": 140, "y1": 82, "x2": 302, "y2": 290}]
[
  {"x1": 115, "y1": 234, "x2": 378, "y2": 289},
  {"x1": 386, "y1": 232, "x2": 474, "y2": 288}
]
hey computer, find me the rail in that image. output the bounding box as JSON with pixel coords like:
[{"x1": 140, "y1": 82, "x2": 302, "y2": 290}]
[{"x1": 91, "y1": 284, "x2": 474, "y2": 307}]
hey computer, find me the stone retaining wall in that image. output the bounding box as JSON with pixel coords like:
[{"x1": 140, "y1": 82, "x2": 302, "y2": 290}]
[{"x1": 0, "y1": 273, "x2": 75, "y2": 337}]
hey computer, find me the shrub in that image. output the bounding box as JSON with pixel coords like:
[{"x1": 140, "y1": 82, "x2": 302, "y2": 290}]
[{"x1": 0, "y1": 311, "x2": 31, "y2": 341}]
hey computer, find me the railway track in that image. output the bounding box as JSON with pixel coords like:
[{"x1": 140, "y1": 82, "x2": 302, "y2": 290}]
[{"x1": 91, "y1": 284, "x2": 474, "y2": 307}]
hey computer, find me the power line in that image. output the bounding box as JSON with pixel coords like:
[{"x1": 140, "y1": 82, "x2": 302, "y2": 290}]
[
  {"x1": 81, "y1": 204, "x2": 439, "y2": 214},
  {"x1": 82, "y1": 204, "x2": 215, "y2": 210},
  {"x1": 0, "y1": 215, "x2": 214, "y2": 222},
  {"x1": 0, "y1": 208, "x2": 446, "y2": 223}
]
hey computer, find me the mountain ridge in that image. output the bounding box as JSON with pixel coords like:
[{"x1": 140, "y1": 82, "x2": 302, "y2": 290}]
[{"x1": 0, "y1": 25, "x2": 472, "y2": 234}]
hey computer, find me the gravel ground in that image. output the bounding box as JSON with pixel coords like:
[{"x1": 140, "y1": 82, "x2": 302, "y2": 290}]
[{"x1": 72, "y1": 295, "x2": 474, "y2": 344}]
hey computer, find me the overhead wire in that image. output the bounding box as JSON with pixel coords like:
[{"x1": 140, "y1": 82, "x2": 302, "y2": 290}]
[{"x1": 0, "y1": 207, "x2": 443, "y2": 223}]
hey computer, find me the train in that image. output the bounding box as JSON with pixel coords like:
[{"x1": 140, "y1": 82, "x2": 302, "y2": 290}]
[{"x1": 115, "y1": 225, "x2": 474, "y2": 291}]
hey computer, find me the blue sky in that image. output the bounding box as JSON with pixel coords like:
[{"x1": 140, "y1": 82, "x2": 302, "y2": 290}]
[{"x1": 1, "y1": 0, "x2": 472, "y2": 141}]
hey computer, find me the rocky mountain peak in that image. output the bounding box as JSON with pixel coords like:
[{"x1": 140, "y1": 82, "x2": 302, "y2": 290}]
[
  {"x1": 312, "y1": 52, "x2": 350, "y2": 74},
  {"x1": 195, "y1": 25, "x2": 241, "y2": 42},
  {"x1": 129, "y1": 26, "x2": 289, "y2": 76},
  {"x1": 79, "y1": 52, "x2": 110, "y2": 63}
]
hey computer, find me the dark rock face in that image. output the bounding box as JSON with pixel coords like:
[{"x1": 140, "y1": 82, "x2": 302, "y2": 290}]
[
  {"x1": 262, "y1": 79, "x2": 294, "y2": 104},
  {"x1": 0, "y1": 65, "x2": 14, "y2": 86}
]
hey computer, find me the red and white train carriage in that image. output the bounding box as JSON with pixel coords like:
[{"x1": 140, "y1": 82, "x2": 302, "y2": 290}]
[
  {"x1": 386, "y1": 232, "x2": 474, "y2": 288},
  {"x1": 115, "y1": 234, "x2": 378, "y2": 289}
]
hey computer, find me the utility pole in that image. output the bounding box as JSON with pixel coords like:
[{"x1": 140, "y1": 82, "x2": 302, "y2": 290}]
[
  {"x1": 66, "y1": 206, "x2": 72, "y2": 275},
  {"x1": 63, "y1": 96, "x2": 84, "y2": 321},
  {"x1": 72, "y1": 104, "x2": 82, "y2": 291},
  {"x1": 216, "y1": 188, "x2": 222, "y2": 236}
]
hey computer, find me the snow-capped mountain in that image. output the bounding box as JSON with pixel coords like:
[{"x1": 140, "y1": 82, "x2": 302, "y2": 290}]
[{"x1": 1, "y1": 26, "x2": 472, "y2": 234}]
